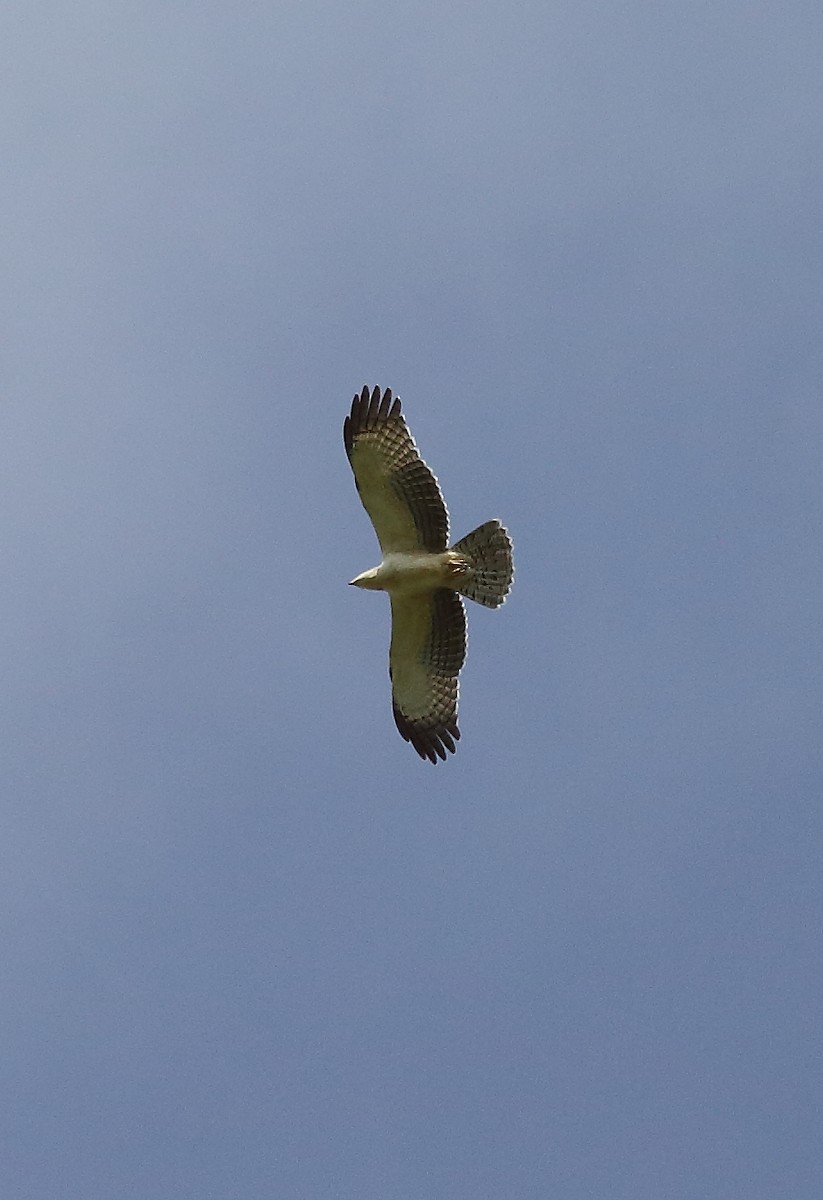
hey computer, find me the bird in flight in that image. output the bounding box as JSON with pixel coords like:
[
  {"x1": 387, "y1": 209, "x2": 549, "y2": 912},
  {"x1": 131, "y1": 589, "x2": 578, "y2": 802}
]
[{"x1": 344, "y1": 385, "x2": 513, "y2": 762}]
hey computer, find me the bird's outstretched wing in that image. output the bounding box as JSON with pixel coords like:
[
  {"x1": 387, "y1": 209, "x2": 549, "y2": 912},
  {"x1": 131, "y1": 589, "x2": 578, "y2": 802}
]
[
  {"x1": 389, "y1": 588, "x2": 467, "y2": 762},
  {"x1": 344, "y1": 386, "x2": 448, "y2": 554}
]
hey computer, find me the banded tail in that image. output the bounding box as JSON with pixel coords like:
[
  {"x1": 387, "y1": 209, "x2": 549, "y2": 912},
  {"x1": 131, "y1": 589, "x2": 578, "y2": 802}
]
[{"x1": 452, "y1": 519, "x2": 514, "y2": 608}]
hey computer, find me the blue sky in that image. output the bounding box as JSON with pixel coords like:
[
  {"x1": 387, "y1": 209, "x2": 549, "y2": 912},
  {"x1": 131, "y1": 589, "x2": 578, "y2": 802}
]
[{"x1": 3, "y1": 3, "x2": 822, "y2": 1196}]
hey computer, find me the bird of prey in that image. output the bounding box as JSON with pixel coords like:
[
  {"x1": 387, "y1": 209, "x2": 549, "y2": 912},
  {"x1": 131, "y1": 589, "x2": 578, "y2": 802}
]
[{"x1": 344, "y1": 385, "x2": 513, "y2": 762}]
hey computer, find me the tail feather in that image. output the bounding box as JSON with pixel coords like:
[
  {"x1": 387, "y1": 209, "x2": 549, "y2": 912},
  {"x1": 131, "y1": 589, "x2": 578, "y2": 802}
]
[{"x1": 452, "y1": 519, "x2": 513, "y2": 608}]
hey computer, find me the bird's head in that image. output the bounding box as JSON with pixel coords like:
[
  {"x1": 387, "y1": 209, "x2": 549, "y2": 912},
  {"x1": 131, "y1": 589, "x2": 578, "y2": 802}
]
[{"x1": 349, "y1": 566, "x2": 382, "y2": 590}]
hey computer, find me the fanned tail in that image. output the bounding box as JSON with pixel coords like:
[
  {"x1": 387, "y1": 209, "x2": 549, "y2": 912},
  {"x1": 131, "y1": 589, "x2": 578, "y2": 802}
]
[{"x1": 451, "y1": 519, "x2": 514, "y2": 608}]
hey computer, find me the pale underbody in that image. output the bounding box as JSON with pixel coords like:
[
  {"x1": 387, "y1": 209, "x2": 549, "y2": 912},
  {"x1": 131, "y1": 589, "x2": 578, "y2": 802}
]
[{"x1": 350, "y1": 551, "x2": 468, "y2": 597}]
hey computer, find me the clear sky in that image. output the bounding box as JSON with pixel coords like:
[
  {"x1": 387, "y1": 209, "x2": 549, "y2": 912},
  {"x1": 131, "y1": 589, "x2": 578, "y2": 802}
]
[{"x1": 3, "y1": 3, "x2": 822, "y2": 1197}]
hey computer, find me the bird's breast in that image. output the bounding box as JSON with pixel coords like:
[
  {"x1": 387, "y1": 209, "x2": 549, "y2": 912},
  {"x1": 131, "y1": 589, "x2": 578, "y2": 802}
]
[{"x1": 377, "y1": 552, "x2": 455, "y2": 595}]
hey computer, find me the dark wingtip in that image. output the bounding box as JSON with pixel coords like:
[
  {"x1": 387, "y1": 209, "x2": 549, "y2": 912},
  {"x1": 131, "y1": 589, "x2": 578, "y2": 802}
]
[
  {"x1": 344, "y1": 387, "x2": 402, "y2": 455},
  {"x1": 343, "y1": 387, "x2": 367, "y2": 455},
  {"x1": 393, "y1": 704, "x2": 459, "y2": 764}
]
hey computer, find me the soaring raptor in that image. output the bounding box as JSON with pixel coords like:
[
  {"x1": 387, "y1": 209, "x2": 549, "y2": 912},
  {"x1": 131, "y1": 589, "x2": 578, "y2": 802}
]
[{"x1": 344, "y1": 386, "x2": 513, "y2": 762}]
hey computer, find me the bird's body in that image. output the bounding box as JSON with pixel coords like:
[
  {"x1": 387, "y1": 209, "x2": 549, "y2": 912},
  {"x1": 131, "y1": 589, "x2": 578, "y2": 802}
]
[
  {"x1": 350, "y1": 550, "x2": 468, "y2": 595},
  {"x1": 344, "y1": 386, "x2": 513, "y2": 762}
]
